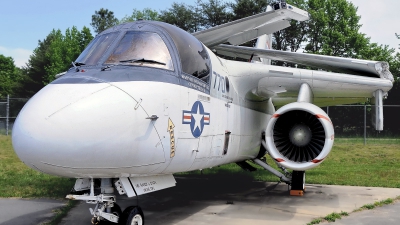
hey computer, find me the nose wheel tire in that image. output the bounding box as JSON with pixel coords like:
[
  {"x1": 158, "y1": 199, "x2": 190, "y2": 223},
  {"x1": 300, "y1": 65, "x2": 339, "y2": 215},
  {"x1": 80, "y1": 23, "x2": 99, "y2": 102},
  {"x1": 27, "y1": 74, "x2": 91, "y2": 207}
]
[{"x1": 119, "y1": 206, "x2": 144, "y2": 225}]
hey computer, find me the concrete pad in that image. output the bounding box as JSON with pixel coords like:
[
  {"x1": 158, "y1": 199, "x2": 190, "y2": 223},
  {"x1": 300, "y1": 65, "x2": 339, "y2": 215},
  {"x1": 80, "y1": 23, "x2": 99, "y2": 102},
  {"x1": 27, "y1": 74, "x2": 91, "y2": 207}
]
[
  {"x1": 59, "y1": 175, "x2": 400, "y2": 225},
  {"x1": 328, "y1": 202, "x2": 400, "y2": 225},
  {"x1": 0, "y1": 198, "x2": 66, "y2": 225}
]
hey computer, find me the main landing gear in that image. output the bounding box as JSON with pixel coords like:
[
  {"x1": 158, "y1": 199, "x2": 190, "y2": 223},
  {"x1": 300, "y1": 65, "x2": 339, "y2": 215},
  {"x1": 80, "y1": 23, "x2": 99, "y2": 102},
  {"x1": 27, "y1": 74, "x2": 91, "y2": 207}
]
[
  {"x1": 66, "y1": 178, "x2": 145, "y2": 225},
  {"x1": 252, "y1": 158, "x2": 306, "y2": 196}
]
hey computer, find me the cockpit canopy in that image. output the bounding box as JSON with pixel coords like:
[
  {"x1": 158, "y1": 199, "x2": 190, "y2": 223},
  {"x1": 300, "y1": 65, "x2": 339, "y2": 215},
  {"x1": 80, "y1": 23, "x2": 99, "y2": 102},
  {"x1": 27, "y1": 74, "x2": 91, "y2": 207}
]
[
  {"x1": 105, "y1": 31, "x2": 173, "y2": 70},
  {"x1": 75, "y1": 30, "x2": 173, "y2": 71},
  {"x1": 75, "y1": 21, "x2": 211, "y2": 82}
]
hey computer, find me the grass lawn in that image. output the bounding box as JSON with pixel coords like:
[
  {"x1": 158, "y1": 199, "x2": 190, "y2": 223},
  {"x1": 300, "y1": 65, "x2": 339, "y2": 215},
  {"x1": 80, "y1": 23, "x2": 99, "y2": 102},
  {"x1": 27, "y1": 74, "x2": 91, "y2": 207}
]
[
  {"x1": 1, "y1": 135, "x2": 399, "y2": 198},
  {"x1": 182, "y1": 138, "x2": 400, "y2": 188},
  {"x1": 306, "y1": 141, "x2": 400, "y2": 187},
  {"x1": 0, "y1": 135, "x2": 75, "y2": 198}
]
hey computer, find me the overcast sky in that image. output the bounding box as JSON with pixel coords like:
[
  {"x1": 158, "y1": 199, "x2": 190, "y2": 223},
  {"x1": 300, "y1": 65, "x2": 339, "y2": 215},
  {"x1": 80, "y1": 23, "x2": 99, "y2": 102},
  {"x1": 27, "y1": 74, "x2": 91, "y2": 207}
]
[
  {"x1": 349, "y1": 0, "x2": 399, "y2": 50},
  {"x1": 0, "y1": 0, "x2": 398, "y2": 67}
]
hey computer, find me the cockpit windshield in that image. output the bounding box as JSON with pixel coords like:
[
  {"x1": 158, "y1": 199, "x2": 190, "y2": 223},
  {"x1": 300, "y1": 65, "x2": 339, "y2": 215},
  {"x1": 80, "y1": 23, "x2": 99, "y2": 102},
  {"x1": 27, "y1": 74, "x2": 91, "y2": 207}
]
[
  {"x1": 75, "y1": 32, "x2": 119, "y2": 65},
  {"x1": 105, "y1": 31, "x2": 174, "y2": 71}
]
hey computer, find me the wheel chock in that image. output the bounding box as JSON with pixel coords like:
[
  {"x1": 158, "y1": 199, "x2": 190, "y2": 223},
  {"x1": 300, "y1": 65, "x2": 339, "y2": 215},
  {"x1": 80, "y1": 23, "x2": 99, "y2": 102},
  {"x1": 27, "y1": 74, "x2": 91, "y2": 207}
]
[{"x1": 290, "y1": 190, "x2": 304, "y2": 196}]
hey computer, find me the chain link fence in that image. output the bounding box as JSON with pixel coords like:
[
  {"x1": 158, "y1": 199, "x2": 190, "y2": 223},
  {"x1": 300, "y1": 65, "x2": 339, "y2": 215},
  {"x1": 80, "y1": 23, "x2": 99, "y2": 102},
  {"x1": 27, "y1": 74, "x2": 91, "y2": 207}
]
[
  {"x1": 0, "y1": 97, "x2": 399, "y2": 143},
  {"x1": 323, "y1": 105, "x2": 400, "y2": 143},
  {"x1": 0, "y1": 96, "x2": 29, "y2": 135}
]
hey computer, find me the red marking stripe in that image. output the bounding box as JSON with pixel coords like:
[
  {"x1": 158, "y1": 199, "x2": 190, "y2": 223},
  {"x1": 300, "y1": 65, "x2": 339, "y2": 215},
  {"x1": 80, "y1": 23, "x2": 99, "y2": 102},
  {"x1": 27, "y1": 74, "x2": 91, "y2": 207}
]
[
  {"x1": 204, "y1": 118, "x2": 209, "y2": 121},
  {"x1": 272, "y1": 114, "x2": 280, "y2": 118},
  {"x1": 183, "y1": 116, "x2": 191, "y2": 119},
  {"x1": 275, "y1": 158, "x2": 285, "y2": 162},
  {"x1": 316, "y1": 114, "x2": 332, "y2": 124},
  {"x1": 312, "y1": 158, "x2": 325, "y2": 163}
]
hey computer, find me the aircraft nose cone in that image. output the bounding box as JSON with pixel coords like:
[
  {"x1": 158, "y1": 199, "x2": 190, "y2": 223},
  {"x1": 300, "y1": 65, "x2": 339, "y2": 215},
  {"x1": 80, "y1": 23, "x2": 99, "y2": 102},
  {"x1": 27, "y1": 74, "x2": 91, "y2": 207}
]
[{"x1": 12, "y1": 82, "x2": 164, "y2": 176}]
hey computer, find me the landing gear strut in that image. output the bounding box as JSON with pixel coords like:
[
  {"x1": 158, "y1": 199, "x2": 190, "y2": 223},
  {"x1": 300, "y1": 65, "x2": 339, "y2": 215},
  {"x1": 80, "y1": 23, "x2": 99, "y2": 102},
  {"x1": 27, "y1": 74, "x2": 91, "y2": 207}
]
[
  {"x1": 66, "y1": 178, "x2": 145, "y2": 224},
  {"x1": 253, "y1": 158, "x2": 306, "y2": 196},
  {"x1": 90, "y1": 202, "x2": 122, "y2": 224}
]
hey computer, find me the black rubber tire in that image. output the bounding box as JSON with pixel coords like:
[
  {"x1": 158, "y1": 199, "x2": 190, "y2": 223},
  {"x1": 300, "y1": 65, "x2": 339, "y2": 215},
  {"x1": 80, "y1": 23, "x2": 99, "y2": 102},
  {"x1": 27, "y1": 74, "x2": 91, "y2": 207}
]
[
  {"x1": 119, "y1": 206, "x2": 144, "y2": 225},
  {"x1": 291, "y1": 171, "x2": 305, "y2": 191},
  {"x1": 111, "y1": 203, "x2": 123, "y2": 217}
]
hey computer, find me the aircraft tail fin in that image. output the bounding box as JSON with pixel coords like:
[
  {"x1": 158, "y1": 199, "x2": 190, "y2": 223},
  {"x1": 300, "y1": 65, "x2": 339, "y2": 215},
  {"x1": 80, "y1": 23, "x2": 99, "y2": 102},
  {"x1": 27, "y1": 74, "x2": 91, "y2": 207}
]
[{"x1": 251, "y1": 5, "x2": 273, "y2": 65}]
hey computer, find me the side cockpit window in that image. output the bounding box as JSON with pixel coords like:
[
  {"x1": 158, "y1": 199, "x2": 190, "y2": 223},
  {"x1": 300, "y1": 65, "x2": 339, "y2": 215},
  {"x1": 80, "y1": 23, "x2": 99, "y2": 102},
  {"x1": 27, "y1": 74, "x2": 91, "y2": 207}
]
[
  {"x1": 156, "y1": 23, "x2": 211, "y2": 83},
  {"x1": 75, "y1": 32, "x2": 119, "y2": 66},
  {"x1": 105, "y1": 31, "x2": 174, "y2": 71},
  {"x1": 185, "y1": 43, "x2": 211, "y2": 82}
]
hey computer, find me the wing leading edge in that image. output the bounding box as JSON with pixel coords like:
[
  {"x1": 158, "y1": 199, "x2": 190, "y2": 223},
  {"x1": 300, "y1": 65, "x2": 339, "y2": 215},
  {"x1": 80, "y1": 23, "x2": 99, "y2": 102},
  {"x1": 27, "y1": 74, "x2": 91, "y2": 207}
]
[
  {"x1": 214, "y1": 44, "x2": 394, "y2": 82},
  {"x1": 222, "y1": 59, "x2": 393, "y2": 108}
]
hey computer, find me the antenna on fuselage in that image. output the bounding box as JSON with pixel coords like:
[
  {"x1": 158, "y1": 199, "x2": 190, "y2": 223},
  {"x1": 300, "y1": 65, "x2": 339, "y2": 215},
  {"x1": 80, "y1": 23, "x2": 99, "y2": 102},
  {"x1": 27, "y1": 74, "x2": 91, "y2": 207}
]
[{"x1": 71, "y1": 61, "x2": 79, "y2": 72}]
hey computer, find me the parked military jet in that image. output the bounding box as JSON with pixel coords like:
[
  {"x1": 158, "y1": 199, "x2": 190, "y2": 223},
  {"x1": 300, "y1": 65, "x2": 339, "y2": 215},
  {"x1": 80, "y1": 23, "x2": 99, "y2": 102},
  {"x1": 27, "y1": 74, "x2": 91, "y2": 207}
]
[{"x1": 12, "y1": 1, "x2": 393, "y2": 224}]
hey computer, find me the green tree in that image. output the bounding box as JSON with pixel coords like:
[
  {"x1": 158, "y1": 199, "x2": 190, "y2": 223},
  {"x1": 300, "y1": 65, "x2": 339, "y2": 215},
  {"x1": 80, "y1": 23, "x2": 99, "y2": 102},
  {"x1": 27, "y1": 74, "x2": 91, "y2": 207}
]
[
  {"x1": 121, "y1": 1, "x2": 234, "y2": 32},
  {"x1": 18, "y1": 33, "x2": 55, "y2": 97},
  {"x1": 44, "y1": 29, "x2": 65, "y2": 83},
  {"x1": 159, "y1": 3, "x2": 201, "y2": 32},
  {"x1": 229, "y1": 0, "x2": 270, "y2": 20},
  {"x1": 18, "y1": 27, "x2": 93, "y2": 97},
  {"x1": 359, "y1": 42, "x2": 399, "y2": 81},
  {"x1": 120, "y1": 8, "x2": 159, "y2": 23},
  {"x1": 356, "y1": 34, "x2": 400, "y2": 123},
  {"x1": 91, "y1": 8, "x2": 119, "y2": 34},
  {"x1": 199, "y1": 0, "x2": 233, "y2": 28},
  {"x1": 390, "y1": 33, "x2": 400, "y2": 80},
  {"x1": 0, "y1": 55, "x2": 20, "y2": 97},
  {"x1": 44, "y1": 26, "x2": 93, "y2": 83},
  {"x1": 305, "y1": 0, "x2": 368, "y2": 58},
  {"x1": 78, "y1": 26, "x2": 93, "y2": 50},
  {"x1": 273, "y1": 0, "x2": 308, "y2": 52},
  {"x1": 360, "y1": 42, "x2": 395, "y2": 62}
]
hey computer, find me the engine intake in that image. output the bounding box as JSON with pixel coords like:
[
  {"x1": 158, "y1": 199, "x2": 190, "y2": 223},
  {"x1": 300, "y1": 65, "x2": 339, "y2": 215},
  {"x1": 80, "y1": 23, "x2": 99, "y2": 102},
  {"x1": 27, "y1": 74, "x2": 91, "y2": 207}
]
[{"x1": 265, "y1": 102, "x2": 334, "y2": 171}]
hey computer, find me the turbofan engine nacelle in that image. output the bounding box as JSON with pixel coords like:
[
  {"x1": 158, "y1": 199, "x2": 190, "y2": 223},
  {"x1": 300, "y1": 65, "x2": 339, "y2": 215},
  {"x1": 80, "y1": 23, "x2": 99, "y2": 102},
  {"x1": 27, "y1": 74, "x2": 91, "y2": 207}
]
[{"x1": 265, "y1": 102, "x2": 334, "y2": 171}]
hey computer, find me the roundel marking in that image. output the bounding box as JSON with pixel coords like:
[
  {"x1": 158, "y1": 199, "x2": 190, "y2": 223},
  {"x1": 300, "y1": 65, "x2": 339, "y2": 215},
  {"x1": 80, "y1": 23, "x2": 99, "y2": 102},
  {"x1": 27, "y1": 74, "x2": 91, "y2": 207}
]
[{"x1": 182, "y1": 101, "x2": 210, "y2": 138}]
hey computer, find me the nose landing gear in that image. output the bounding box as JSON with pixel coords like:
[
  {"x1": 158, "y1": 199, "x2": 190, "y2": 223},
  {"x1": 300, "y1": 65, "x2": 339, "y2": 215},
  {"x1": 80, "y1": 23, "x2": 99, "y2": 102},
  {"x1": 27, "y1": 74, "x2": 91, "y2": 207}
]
[
  {"x1": 89, "y1": 202, "x2": 122, "y2": 224},
  {"x1": 66, "y1": 178, "x2": 146, "y2": 224}
]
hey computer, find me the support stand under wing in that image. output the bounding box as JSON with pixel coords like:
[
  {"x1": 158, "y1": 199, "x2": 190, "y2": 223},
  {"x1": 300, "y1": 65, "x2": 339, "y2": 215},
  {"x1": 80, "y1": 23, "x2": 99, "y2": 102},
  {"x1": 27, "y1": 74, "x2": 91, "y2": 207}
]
[{"x1": 372, "y1": 89, "x2": 384, "y2": 131}]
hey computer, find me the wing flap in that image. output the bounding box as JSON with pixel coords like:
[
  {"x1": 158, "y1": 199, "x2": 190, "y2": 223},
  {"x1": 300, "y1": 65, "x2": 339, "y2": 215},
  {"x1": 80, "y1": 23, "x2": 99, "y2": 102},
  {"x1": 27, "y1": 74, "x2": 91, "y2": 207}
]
[
  {"x1": 227, "y1": 20, "x2": 290, "y2": 46},
  {"x1": 193, "y1": 4, "x2": 309, "y2": 47},
  {"x1": 215, "y1": 44, "x2": 394, "y2": 82}
]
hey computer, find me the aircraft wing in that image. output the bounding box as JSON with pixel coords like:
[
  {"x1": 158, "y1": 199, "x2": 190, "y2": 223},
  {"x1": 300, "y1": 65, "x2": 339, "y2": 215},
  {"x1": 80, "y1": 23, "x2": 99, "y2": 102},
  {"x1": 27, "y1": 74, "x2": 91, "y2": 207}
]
[
  {"x1": 193, "y1": 4, "x2": 309, "y2": 47},
  {"x1": 224, "y1": 59, "x2": 393, "y2": 109},
  {"x1": 214, "y1": 44, "x2": 394, "y2": 82},
  {"x1": 197, "y1": 1, "x2": 393, "y2": 126}
]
